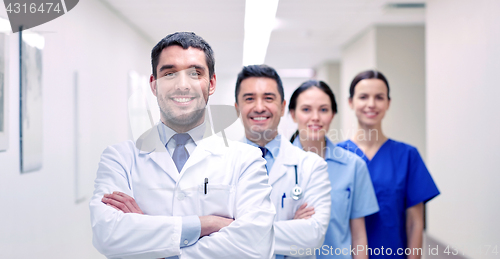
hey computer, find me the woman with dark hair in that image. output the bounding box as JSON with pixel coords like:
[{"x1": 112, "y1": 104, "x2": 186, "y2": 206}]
[
  {"x1": 289, "y1": 80, "x2": 379, "y2": 259},
  {"x1": 337, "y1": 70, "x2": 440, "y2": 258}
]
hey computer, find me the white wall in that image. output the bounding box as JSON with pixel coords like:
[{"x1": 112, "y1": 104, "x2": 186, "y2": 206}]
[
  {"x1": 0, "y1": 0, "x2": 152, "y2": 257},
  {"x1": 340, "y1": 26, "x2": 426, "y2": 158},
  {"x1": 340, "y1": 28, "x2": 376, "y2": 141},
  {"x1": 426, "y1": 0, "x2": 500, "y2": 257}
]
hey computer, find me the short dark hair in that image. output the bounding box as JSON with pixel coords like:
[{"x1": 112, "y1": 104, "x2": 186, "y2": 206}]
[
  {"x1": 234, "y1": 65, "x2": 284, "y2": 104},
  {"x1": 289, "y1": 80, "x2": 337, "y2": 143},
  {"x1": 349, "y1": 70, "x2": 390, "y2": 100},
  {"x1": 151, "y1": 32, "x2": 215, "y2": 79}
]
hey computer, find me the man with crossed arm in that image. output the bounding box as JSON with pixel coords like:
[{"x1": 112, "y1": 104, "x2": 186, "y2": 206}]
[
  {"x1": 90, "y1": 32, "x2": 275, "y2": 259},
  {"x1": 234, "y1": 65, "x2": 332, "y2": 258}
]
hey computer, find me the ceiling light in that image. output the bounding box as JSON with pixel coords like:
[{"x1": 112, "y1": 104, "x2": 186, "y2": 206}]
[
  {"x1": 242, "y1": 0, "x2": 280, "y2": 66},
  {"x1": 277, "y1": 69, "x2": 315, "y2": 78}
]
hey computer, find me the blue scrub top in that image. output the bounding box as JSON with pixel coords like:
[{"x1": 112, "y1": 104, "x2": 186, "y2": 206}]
[
  {"x1": 293, "y1": 137, "x2": 379, "y2": 259},
  {"x1": 337, "y1": 139, "x2": 440, "y2": 258}
]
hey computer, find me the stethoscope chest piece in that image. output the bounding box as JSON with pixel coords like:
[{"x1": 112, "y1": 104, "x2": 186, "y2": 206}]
[
  {"x1": 291, "y1": 165, "x2": 303, "y2": 200},
  {"x1": 291, "y1": 185, "x2": 303, "y2": 200}
]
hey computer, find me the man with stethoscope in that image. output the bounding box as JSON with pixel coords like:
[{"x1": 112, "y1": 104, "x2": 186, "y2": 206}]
[
  {"x1": 89, "y1": 32, "x2": 276, "y2": 258},
  {"x1": 234, "y1": 65, "x2": 332, "y2": 258}
]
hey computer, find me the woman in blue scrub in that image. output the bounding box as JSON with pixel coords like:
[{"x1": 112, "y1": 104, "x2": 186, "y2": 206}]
[
  {"x1": 289, "y1": 80, "x2": 379, "y2": 259},
  {"x1": 337, "y1": 70, "x2": 440, "y2": 259}
]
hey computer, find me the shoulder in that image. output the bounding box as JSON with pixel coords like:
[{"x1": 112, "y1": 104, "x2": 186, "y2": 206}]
[
  {"x1": 386, "y1": 139, "x2": 422, "y2": 158},
  {"x1": 200, "y1": 135, "x2": 262, "y2": 158},
  {"x1": 102, "y1": 140, "x2": 137, "y2": 156}
]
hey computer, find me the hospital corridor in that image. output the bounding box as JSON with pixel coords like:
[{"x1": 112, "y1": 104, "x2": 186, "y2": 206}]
[{"x1": 0, "y1": 0, "x2": 498, "y2": 258}]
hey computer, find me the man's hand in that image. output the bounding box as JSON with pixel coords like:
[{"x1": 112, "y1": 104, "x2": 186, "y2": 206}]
[
  {"x1": 101, "y1": 191, "x2": 144, "y2": 214},
  {"x1": 293, "y1": 203, "x2": 315, "y2": 219},
  {"x1": 199, "y1": 215, "x2": 234, "y2": 238}
]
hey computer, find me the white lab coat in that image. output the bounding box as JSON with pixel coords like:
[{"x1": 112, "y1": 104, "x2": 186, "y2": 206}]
[
  {"x1": 89, "y1": 124, "x2": 276, "y2": 259},
  {"x1": 258, "y1": 137, "x2": 331, "y2": 258}
]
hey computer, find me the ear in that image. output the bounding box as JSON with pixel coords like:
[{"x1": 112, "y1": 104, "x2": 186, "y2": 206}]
[
  {"x1": 149, "y1": 74, "x2": 157, "y2": 97},
  {"x1": 280, "y1": 100, "x2": 287, "y2": 117},
  {"x1": 208, "y1": 74, "x2": 217, "y2": 96},
  {"x1": 348, "y1": 97, "x2": 353, "y2": 110},
  {"x1": 234, "y1": 102, "x2": 240, "y2": 117},
  {"x1": 290, "y1": 109, "x2": 297, "y2": 123}
]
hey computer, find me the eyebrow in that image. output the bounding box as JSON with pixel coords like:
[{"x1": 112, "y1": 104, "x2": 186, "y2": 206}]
[{"x1": 158, "y1": 64, "x2": 206, "y2": 73}]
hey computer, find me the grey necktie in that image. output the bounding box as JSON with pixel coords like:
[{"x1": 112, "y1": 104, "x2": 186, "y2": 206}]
[{"x1": 172, "y1": 133, "x2": 191, "y2": 172}]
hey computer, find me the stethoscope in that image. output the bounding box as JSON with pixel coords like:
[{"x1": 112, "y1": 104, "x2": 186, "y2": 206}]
[{"x1": 291, "y1": 165, "x2": 303, "y2": 200}]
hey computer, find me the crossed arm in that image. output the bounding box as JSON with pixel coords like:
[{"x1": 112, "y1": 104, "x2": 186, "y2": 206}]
[{"x1": 102, "y1": 192, "x2": 233, "y2": 238}]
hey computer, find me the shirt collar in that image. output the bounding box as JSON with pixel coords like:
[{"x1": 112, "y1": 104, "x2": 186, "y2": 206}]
[
  {"x1": 246, "y1": 134, "x2": 281, "y2": 159},
  {"x1": 158, "y1": 120, "x2": 207, "y2": 146},
  {"x1": 292, "y1": 136, "x2": 348, "y2": 164}
]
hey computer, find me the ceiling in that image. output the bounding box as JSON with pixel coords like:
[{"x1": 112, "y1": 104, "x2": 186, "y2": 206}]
[{"x1": 102, "y1": 0, "x2": 425, "y2": 77}]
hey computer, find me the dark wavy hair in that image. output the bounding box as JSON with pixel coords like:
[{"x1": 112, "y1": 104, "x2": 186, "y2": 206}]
[
  {"x1": 288, "y1": 80, "x2": 337, "y2": 143},
  {"x1": 151, "y1": 32, "x2": 215, "y2": 80},
  {"x1": 349, "y1": 70, "x2": 390, "y2": 100}
]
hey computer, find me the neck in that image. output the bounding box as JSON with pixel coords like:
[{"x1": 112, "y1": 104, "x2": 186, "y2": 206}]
[
  {"x1": 162, "y1": 115, "x2": 204, "y2": 133},
  {"x1": 352, "y1": 122, "x2": 387, "y2": 147},
  {"x1": 247, "y1": 130, "x2": 278, "y2": 147},
  {"x1": 299, "y1": 136, "x2": 327, "y2": 158}
]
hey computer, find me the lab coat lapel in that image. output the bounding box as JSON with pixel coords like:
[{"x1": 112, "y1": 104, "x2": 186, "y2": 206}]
[
  {"x1": 268, "y1": 137, "x2": 299, "y2": 186},
  {"x1": 136, "y1": 124, "x2": 180, "y2": 182}
]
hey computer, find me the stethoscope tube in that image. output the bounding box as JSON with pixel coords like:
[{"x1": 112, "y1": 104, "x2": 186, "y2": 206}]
[{"x1": 291, "y1": 165, "x2": 303, "y2": 200}]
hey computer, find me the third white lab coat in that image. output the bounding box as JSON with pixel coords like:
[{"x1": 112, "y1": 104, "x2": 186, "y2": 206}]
[
  {"x1": 90, "y1": 124, "x2": 276, "y2": 259},
  {"x1": 247, "y1": 136, "x2": 332, "y2": 258}
]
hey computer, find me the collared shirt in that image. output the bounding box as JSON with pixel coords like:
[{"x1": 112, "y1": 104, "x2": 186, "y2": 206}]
[
  {"x1": 246, "y1": 134, "x2": 281, "y2": 173},
  {"x1": 157, "y1": 121, "x2": 206, "y2": 249},
  {"x1": 158, "y1": 120, "x2": 206, "y2": 156}
]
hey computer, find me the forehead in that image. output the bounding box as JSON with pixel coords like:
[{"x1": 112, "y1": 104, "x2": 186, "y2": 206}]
[
  {"x1": 157, "y1": 45, "x2": 207, "y2": 71},
  {"x1": 354, "y1": 78, "x2": 388, "y2": 94},
  {"x1": 239, "y1": 77, "x2": 279, "y2": 95},
  {"x1": 297, "y1": 87, "x2": 331, "y2": 105}
]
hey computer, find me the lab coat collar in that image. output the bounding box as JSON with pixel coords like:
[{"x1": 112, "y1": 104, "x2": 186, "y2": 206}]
[
  {"x1": 135, "y1": 121, "x2": 225, "y2": 182},
  {"x1": 268, "y1": 135, "x2": 300, "y2": 186}
]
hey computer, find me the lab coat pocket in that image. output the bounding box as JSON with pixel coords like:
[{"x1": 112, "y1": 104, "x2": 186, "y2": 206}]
[
  {"x1": 199, "y1": 184, "x2": 235, "y2": 218},
  {"x1": 331, "y1": 189, "x2": 350, "y2": 224},
  {"x1": 281, "y1": 197, "x2": 301, "y2": 220}
]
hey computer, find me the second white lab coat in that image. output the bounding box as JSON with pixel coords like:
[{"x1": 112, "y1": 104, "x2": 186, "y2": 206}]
[
  {"x1": 89, "y1": 124, "x2": 276, "y2": 259},
  {"x1": 265, "y1": 137, "x2": 331, "y2": 258}
]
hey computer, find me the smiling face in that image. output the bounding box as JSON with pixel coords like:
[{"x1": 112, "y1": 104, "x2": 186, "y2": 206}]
[
  {"x1": 291, "y1": 87, "x2": 334, "y2": 141},
  {"x1": 235, "y1": 77, "x2": 286, "y2": 145},
  {"x1": 150, "y1": 45, "x2": 216, "y2": 132},
  {"x1": 349, "y1": 78, "x2": 390, "y2": 128}
]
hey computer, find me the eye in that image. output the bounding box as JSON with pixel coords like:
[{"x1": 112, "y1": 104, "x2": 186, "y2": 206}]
[
  {"x1": 165, "y1": 72, "x2": 176, "y2": 77},
  {"x1": 376, "y1": 95, "x2": 385, "y2": 100},
  {"x1": 265, "y1": 97, "x2": 274, "y2": 101},
  {"x1": 302, "y1": 108, "x2": 310, "y2": 112},
  {"x1": 245, "y1": 97, "x2": 254, "y2": 102},
  {"x1": 358, "y1": 95, "x2": 367, "y2": 99},
  {"x1": 321, "y1": 108, "x2": 329, "y2": 112}
]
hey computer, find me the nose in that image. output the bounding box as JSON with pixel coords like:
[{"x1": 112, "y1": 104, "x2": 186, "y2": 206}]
[
  {"x1": 311, "y1": 110, "x2": 320, "y2": 121},
  {"x1": 254, "y1": 98, "x2": 265, "y2": 113},
  {"x1": 367, "y1": 97, "x2": 375, "y2": 108},
  {"x1": 175, "y1": 70, "x2": 192, "y2": 91}
]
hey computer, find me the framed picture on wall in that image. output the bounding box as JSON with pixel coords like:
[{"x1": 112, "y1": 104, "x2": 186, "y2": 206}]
[
  {"x1": 0, "y1": 32, "x2": 8, "y2": 152},
  {"x1": 20, "y1": 30, "x2": 43, "y2": 173}
]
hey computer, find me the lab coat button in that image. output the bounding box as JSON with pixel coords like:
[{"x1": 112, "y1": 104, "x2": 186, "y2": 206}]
[
  {"x1": 184, "y1": 240, "x2": 189, "y2": 245},
  {"x1": 177, "y1": 192, "x2": 186, "y2": 201}
]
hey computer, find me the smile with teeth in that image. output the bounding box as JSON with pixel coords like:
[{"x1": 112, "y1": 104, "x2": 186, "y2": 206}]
[
  {"x1": 172, "y1": 97, "x2": 195, "y2": 103},
  {"x1": 252, "y1": 116, "x2": 269, "y2": 121},
  {"x1": 364, "y1": 111, "x2": 378, "y2": 117}
]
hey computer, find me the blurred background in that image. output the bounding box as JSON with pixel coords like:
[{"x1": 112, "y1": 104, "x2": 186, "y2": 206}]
[{"x1": 0, "y1": 0, "x2": 499, "y2": 258}]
